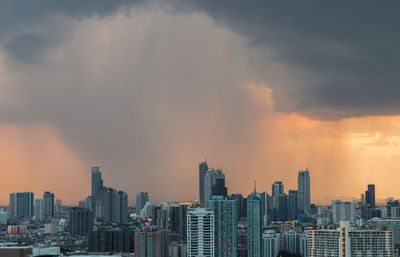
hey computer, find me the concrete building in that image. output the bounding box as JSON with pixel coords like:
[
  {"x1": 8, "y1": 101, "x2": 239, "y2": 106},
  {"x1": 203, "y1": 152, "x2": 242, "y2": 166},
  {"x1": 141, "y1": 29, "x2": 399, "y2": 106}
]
[
  {"x1": 281, "y1": 230, "x2": 299, "y2": 255},
  {"x1": 89, "y1": 225, "x2": 135, "y2": 253},
  {"x1": 70, "y1": 207, "x2": 93, "y2": 236},
  {"x1": 309, "y1": 220, "x2": 393, "y2": 257},
  {"x1": 187, "y1": 208, "x2": 214, "y2": 257},
  {"x1": 370, "y1": 218, "x2": 400, "y2": 252},
  {"x1": 199, "y1": 161, "x2": 209, "y2": 207},
  {"x1": 203, "y1": 169, "x2": 225, "y2": 207},
  {"x1": 9, "y1": 192, "x2": 34, "y2": 218},
  {"x1": 208, "y1": 196, "x2": 238, "y2": 257},
  {"x1": 43, "y1": 191, "x2": 55, "y2": 218},
  {"x1": 298, "y1": 170, "x2": 310, "y2": 213},
  {"x1": 136, "y1": 192, "x2": 150, "y2": 215},
  {"x1": 262, "y1": 230, "x2": 280, "y2": 257},
  {"x1": 0, "y1": 209, "x2": 9, "y2": 224},
  {"x1": 271, "y1": 182, "x2": 284, "y2": 209},
  {"x1": 91, "y1": 166, "x2": 104, "y2": 213},
  {"x1": 169, "y1": 204, "x2": 188, "y2": 242},
  {"x1": 96, "y1": 187, "x2": 128, "y2": 223},
  {"x1": 365, "y1": 184, "x2": 376, "y2": 208},
  {"x1": 247, "y1": 195, "x2": 262, "y2": 257},
  {"x1": 34, "y1": 198, "x2": 44, "y2": 220},
  {"x1": 288, "y1": 190, "x2": 298, "y2": 220},
  {"x1": 169, "y1": 242, "x2": 186, "y2": 257},
  {"x1": 135, "y1": 227, "x2": 169, "y2": 257},
  {"x1": 331, "y1": 200, "x2": 356, "y2": 225}
]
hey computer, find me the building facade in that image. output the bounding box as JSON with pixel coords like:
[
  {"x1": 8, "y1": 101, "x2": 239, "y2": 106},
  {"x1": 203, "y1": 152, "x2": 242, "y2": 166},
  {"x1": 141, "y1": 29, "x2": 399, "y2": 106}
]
[
  {"x1": 187, "y1": 208, "x2": 215, "y2": 257},
  {"x1": 208, "y1": 196, "x2": 238, "y2": 257}
]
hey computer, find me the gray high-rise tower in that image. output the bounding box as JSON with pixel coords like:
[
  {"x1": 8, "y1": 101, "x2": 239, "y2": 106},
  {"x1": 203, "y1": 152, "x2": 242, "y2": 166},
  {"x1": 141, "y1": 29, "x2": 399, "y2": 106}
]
[
  {"x1": 208, "y1": 195, "x2": 238, "y2": 257},
  {"x1": 199, "y1": 161, "x2": 208, "y2": 207},
  {"x1": 365, "y1": 184, "x2": 375, "y2": 208},
  {"x1": 272, "y1": 182, "x2": 284, "y2": 209},
  {"x1": 136, "y1": 192, "x2": 149, "y2": 215},
  {"x1": 298, "y1": 170, "x2": 310, "y2": 213},
  {"x1": 91, "y1": 166, "x2": 103, "y2": 213},
  {"x1": 247, "y1": 195, "x2": 263, "y2": 257},
  {"x1": 43, "y1": 191, "x2": 54, "y2": 217}
]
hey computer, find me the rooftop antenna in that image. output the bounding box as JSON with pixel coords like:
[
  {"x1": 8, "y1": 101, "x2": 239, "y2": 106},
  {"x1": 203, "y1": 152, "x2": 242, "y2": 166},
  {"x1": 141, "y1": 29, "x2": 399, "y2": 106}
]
[{"x1": 254, "y1": 180, "x2": 257, "y2": 194}]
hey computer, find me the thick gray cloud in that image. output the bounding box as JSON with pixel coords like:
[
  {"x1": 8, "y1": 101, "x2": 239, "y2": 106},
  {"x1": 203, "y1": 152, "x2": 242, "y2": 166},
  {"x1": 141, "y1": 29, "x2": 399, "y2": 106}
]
[
  {"x1": 166, "y1": 0, "x2": 400, "y2": 119},
  {"x1": 0, "y1": 0, "x2": 147, "y2": 61},
  {"x1": 3, "y1": 1, "x2": 400, "y2": 119}
]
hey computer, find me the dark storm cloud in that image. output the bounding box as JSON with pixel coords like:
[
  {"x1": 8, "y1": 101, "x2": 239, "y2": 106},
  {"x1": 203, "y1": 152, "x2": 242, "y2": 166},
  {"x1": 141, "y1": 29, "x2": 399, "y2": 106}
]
[
  {"x1": 166, "y1": 0, "x2": 400, "y2": 120},
  {"x1": 0, "y1": 0, "x2": 147, "y2": 61}
]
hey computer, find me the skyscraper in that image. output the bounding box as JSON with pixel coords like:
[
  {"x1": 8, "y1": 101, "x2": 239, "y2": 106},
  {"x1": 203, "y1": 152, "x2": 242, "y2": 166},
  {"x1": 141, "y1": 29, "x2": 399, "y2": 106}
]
[
  {"x1": 208, "y1": 196, "x2": 238, "y2": 257},
  {"x1": 34, "y1": 198, "x2": 44, "y2": 220},
  {"x1": 70, "y1": 207, "x2": 93, "y2": 236},
  {"x1": 263, "y1": 230, "x2": 281, "y2": 257},
  {"x1": 135, "y1": 227, "x2": 169, "y2": 257},
  {"x1": 331, "y1": 200, "x2": 356, "y2": 225},
  {"x1": 247, "y1": 195, "x2": 263, "y2": 257},
  {"x1": 271, "y1": 182, "x2": 284, "y2": 209},
  {"x1": 91, "y1": 166, "x2": 104, "y2": 213},
  {"x1": 277, "y1": 193, "x2": 288, "y2": 221},
  {"x1": 96, "y1": 187, "x2": 128, "y2": 223},
  {"x1": 288, "y1": 190, "x2": 298, "y2": 220},
  {"x1": 199, "y1": 161, "x2": 209, "y2": 207},
  {"x1": 9, "y1": 192, "x2": 34, "y2": 218},
  {"x1": 204, "y1": 169, "x2": 225, "y2": 207},
  {"x1": 187, "y1": 208, "x2": 215, "y2": 257},
  {"x1": 365, "y1": 184, "x2": 376, "y2": 208},
  {"x1": 169, "y1": 204, "x2": 188, "y2": 242},
  {"x1": 298, "y1": 170, "x2": 310, "y2": 213},
  {"x1": 43, "y1": 191, "x2": 54, "y2": 217},
  {"x1": 136, "y1": 192, "x2": 149, "y2": 214},
  {"x1": 212, "y1": 177, "x2": 228, "y2": 197}
]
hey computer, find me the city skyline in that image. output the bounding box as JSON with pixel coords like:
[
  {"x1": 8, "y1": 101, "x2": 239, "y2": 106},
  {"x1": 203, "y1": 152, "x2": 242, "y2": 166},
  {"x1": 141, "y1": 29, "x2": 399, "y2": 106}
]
[
  {"x1": 0, "y1": 164, "x2": 395, "y2": 206},
  {"x1": 2, "y1": 1, "x2": 400, "y2": 206}
]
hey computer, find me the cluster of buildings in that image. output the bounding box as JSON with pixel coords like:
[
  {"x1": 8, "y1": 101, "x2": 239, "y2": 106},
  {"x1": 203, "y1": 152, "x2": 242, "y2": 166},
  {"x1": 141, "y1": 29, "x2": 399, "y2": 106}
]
[{"x1": 1, "y1": 162, "x2": 400, "y2": 257}]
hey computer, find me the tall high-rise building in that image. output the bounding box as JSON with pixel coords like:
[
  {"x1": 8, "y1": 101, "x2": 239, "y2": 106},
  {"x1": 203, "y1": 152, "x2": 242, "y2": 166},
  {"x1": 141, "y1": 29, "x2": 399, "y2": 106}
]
[
  {"x1": 281, "y1": 230, "x2": 300, "y2": 255},
  {"x1": 261, "y1": 192, "x2": 270, "y2": 226},
  {"x1": 370, "y1": 218, "x2": 400, "y2": 252},
  {"x1": 70, "y1": 207, "x2": 93, "y2": 236},
  {"x1": 298, "y1": 170, "x2": 310, "y2": 213},
  {"x1": 208, "y1": 196, "x2": 238, "y2": 257},
  {"x1": 169, "y1": 204, "x2": 188, "y2": 242},
  {"x1": 365, "y1": 184, "x2": 376, "y2": 208},
  {"x1": 212, "y1": 177, "x2": 228, "y2": 197},
  {"x1": 309, "y1": 220, "x2": 393, "y2": 257},
  {"x1": 247, "y1": 195, "x2": 263, "y2": 257},
  {"x1": 288, "y1": 190, "x2": 298, "y2": 220},
  {"x1": 203, "y1": 169, "x2": 226, "y2": 207},
  {"x1": 43, "y1": 191, "x2": 54, "y2": 217},
  {"x1": 91, "y1": 166, "x2": 104, "y2": 213},
  {"x1": 331, "y1": 200, "x2": 356, "y2": 225},
  {"x1": 9, "y1": 192, "x2": 34, "y2": 218},
  {"x1": 89, "y1": 225, "x2": 135, "y2": 253},
  {"x1": 135, "y1": 227, "x2": 169, "y2": 257},
  {"x1": 96, "y1": 187, "x2": 128, "y2": 223},
  {"x1": 136, "y1": 192, "x2": 149, "y2": 214},
  {"x1": 271, "y1": 182, "x2": 284, "y2": 209},
  {"x1": 34, "y1": 198, "x2": 44, "y2": 220},
  {"x1": 263, "y1": 230, "x2": 281, "y2": 257},
  {"x1": 187, "y1": 208, "x2": 215, "y2": 257},
  {"x1": 55, "y1": 199, "x2": 62, "y2": 216},
  {"x1": 199, "y1": 161, "x2": 209, "y2": 207},
  {"x1": 277, "y1": 193, "x2": 288, "y2": 221}
]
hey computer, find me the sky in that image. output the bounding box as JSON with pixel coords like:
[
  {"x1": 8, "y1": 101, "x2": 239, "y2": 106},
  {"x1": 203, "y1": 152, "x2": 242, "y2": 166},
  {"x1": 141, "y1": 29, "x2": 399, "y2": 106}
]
[{"x1": 1, "y1": 1, "x2": 400, "y2": 205}]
